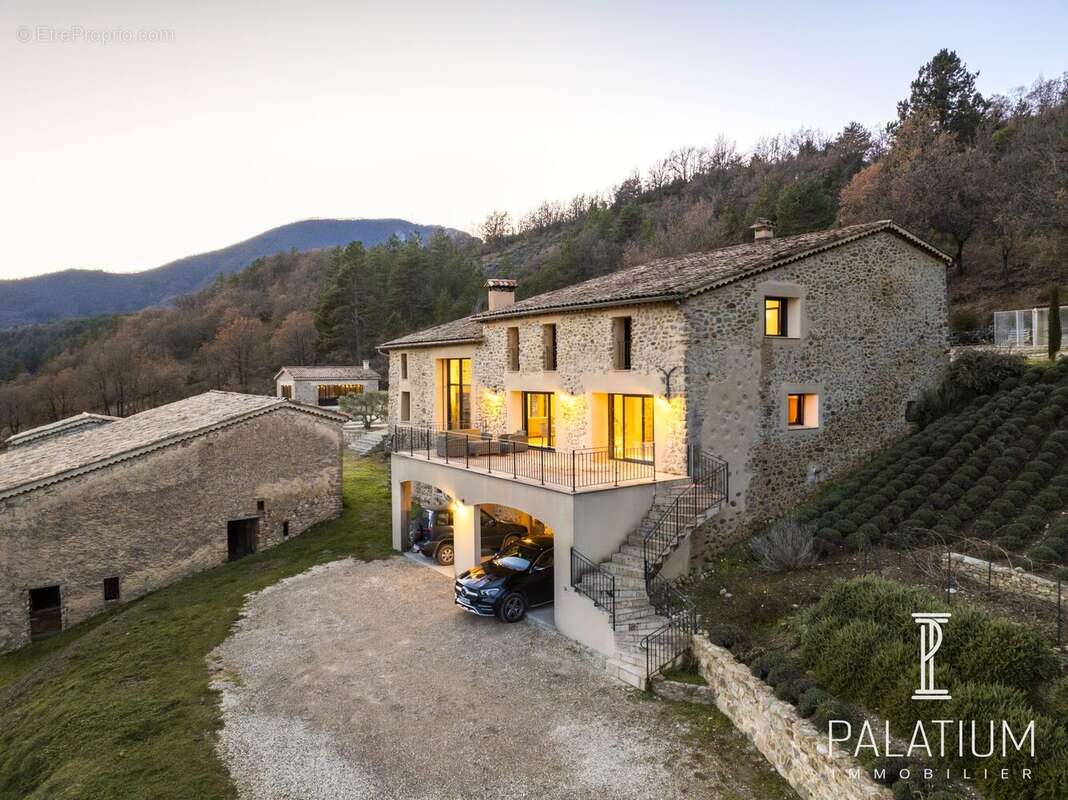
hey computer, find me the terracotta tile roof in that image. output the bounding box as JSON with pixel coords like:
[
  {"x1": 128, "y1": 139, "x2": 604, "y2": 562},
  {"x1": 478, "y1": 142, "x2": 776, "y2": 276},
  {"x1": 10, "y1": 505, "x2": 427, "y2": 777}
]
[
  {"x1": 275, "y1": 365, "x2": 380, "y2": 381},
  {"x1": 378, "y1": 316, "x2": 484, "y2": 350},
  {"x1": 0, "y1": 391, "x2": 344, "y2": 501},
  {"x1": 474, "y1": 220, "x2": 949, "y2": 320},
  {"x1": 5, "y1": 412, "x2": 120, "y2": 449}
]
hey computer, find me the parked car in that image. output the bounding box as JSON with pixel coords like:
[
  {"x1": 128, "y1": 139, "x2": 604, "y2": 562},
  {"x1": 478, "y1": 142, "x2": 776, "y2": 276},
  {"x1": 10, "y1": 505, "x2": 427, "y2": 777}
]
[
  {"x1": 454, "y1": 536, "x2": 554, "y2": 622},
  {"x1": 410, "y1": 507, "x2": 527, "y2": 566}
]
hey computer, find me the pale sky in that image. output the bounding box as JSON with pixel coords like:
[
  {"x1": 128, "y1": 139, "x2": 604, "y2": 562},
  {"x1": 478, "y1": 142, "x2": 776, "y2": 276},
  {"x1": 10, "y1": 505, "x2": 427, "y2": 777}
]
[{"x1": 2, "y1": 0, "x2": 1065, "y2": 280}]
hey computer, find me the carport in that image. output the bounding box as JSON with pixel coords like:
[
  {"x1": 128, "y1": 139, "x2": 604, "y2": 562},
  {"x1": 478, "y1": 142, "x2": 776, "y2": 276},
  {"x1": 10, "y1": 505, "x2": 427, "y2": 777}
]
[{"x1": 390, "y1": 453, "x2": 656, "y2": 658}]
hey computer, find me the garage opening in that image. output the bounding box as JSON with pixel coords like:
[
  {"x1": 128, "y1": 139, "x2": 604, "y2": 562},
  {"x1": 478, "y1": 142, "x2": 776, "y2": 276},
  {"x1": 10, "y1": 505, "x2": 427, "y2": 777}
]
[
  {"x1": 228, "y1": 518, "x2": 259, "y2": 561},
  {"x1": 28, "y1": 585, "x2": 62, "y2": 640}
]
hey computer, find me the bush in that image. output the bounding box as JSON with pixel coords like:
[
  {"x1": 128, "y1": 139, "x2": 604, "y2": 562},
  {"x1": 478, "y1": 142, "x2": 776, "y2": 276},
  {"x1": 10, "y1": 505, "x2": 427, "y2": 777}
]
[
  {"x1": 796, "y1": 686, "x2": 831, "y2": 718},
  {"x1": 1030, "y1": 544, "x2": 1061, "y2": 563},
  {"x1": 749, "y1": 651, "x2": 786, "y2": 681},
  {"x1": 706, "y1": 623, "x2": 743, "y2": 649},
  {"x1": 750, "y1": 518, "x2": 816, "y2": 573},
  {"x1": 774, "y1": 676, "x2": 814, "y2": 705}
]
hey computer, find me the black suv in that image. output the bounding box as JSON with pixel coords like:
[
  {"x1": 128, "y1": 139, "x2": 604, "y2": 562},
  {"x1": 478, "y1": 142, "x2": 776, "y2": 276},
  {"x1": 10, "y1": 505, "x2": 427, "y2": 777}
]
[
  {"x1": 454, "y1": 536, "x2": 554, "y2": 622},
  {"x1": 410, "y1": 507, "x2": 527, "y2": 566}
]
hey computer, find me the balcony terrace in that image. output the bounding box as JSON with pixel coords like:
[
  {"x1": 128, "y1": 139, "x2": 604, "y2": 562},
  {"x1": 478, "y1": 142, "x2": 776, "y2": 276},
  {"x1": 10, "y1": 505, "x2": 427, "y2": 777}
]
[{"x1": 389, "y1": 425, "x2": 678, "y2": 494}]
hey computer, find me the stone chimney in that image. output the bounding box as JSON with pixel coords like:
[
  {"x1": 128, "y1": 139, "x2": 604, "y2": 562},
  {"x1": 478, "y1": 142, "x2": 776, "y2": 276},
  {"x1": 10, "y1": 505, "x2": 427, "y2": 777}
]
[
  {"x1": 749, "y1": 218, "x2": 775, "y2": 241},
  {"x1": 486, "y1": 278, "x2": 517, "y2": 312},
  {"x1": 362, "y1": 359, "x2": 370, "y2": 369}
]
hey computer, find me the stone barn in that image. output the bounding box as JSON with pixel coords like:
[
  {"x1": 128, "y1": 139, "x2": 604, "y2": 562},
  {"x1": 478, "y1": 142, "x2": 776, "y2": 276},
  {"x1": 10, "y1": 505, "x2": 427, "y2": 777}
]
[{"x1": 0, "y1": 391, "x2": 344, "y2": 653}]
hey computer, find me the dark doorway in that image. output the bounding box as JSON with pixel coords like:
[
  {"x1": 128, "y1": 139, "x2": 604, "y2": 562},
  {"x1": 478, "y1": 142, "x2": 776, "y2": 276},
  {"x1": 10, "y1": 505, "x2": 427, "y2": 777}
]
[
  {"x1": 227, "y1": 518, "x2": 259, "y2": 561},
  {"x1": 28, "y1": 585, "x2": 62, "y2": 640}
]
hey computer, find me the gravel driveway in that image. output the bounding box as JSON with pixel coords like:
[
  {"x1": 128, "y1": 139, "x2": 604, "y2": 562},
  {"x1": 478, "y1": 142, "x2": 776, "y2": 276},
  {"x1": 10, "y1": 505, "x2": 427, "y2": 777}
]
[{"x1": 210, "y1": 557, "x2": 779, "y2": 800}]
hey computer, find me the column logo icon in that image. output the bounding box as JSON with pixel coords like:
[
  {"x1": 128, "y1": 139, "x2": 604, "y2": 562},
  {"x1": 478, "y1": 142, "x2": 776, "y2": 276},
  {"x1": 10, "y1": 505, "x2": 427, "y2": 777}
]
[{"x1": 912, "y1": 612, "x2": 951, "y2": 701}]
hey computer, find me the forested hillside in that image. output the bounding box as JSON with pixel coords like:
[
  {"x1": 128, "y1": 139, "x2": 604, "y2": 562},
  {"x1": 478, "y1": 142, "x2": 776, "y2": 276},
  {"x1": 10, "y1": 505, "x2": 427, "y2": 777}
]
[
  {"x1": 0, "y1": 50, "x2": 1065, "y2": 440},
  {"x1": 0, "y1": 218, "x2": 465, "y2": 329}
]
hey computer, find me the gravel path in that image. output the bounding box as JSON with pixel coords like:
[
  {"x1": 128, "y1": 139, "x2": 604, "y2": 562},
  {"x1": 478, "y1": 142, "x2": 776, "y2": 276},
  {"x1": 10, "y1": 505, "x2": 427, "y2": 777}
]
[{"x1": 210, "y1": 557, "x2": 744, "y2": 800}]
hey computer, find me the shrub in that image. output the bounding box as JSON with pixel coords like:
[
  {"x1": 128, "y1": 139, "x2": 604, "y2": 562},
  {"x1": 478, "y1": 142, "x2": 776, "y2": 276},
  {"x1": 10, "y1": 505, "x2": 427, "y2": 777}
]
[
  {"x1": 748, "y1": 650, "x2": 786, "y2": 680},
  {"x1": 766, "y1": 663, "x2": 803, "y2": 688},
  {"x1": 796, "y1": 686, "x2": 831, "y2": 718},
  {"x1": 706, "y1": 623, "x2": 743, "y2": 649},
  {"x1": 750, "y1": 518, "x2": 816, "y2": 573},
  {"x1": 774, "y1": 676, "x2": 814, "y2": 705},
  {"x1": 1035, "y1": 489, "x2": 1062, "y2": 510},
  {"x1": 1029, "y1": 544, "x2": 1061, "y2": 563}
]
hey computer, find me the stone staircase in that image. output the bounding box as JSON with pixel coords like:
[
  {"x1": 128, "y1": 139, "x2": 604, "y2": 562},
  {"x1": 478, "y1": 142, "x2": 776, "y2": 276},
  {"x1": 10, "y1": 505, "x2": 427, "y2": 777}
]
[
  {"x1": 344, "y1": 424, "x2": 388, "y2": 456},
  {"x1": 574, "y1": 477, "x2": 720, "y2": 688}
]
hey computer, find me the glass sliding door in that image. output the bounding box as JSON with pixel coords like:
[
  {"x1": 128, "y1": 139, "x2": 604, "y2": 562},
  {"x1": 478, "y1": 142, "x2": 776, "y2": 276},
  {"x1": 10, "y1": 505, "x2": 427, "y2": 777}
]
[
  {"x1": 444, "y1": 358, "x2": 471, "y2": 430},
  {"x1": 609, "y1": 393, "x2": 653, "y2": 462},
  {"x1": 523, "y1": 392, "x2": 556, "y2": 448}
]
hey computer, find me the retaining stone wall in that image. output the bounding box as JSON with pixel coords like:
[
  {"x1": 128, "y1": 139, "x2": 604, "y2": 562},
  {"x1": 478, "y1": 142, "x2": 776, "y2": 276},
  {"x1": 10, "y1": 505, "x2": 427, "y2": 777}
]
[{"x1": 693, "y1": 635, "x2": 892, "y2": 800}]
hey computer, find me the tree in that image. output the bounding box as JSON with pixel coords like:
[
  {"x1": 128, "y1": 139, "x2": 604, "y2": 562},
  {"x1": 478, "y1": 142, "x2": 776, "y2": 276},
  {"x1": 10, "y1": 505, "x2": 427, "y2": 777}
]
[
  {"x1": 200, "y1": 309, "x2": 268, "y2": 392},
  {"x1": 339, "y1": 390, "x2": 388, "y2": 429},
  {"x1": 897, "y1": 49, "x2": 989, "y2": 142},
  {"x1": 271, "y1": 311, "x2": 318, "y2": 366},
  {"x1": 480, "y1": 210, "x2": 513, "y2": 243},
  {"x1": 774, "y1": 177, "x2": 835, "y2": 236},
  {"x1": 1049, "y1": 286, "x2": 1063, "y2": 361}
]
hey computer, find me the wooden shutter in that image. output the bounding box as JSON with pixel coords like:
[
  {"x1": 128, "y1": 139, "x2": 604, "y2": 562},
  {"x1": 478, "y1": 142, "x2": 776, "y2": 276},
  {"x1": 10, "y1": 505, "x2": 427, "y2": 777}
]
[{"x1": 542, "y1": 324, "x2": 556, "y2": 370}]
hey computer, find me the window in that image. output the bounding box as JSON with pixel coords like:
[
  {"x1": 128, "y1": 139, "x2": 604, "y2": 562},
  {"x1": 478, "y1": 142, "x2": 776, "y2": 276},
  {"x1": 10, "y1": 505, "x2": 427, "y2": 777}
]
[
  {"x1": 612, "y1": 317, "x2": 632, "y2": 370},
  {"x1": 444, "y1": 358, "x2": 471, "y2": 430},
  {"x1": 523, "y1": 391, "x2": 556, "y2": 448},
  {"x1": 507, "y1": 327, "x2": 520, "y2": 371},
  {"x1": 542, "y1": 324, "x2": 557, "y2": 371},
  {"x1": 283, "y1": 521, "x2": 290, "y2": 539},
  {"x1": 533, "y1": 549, "x2": 554, "y2": 570},
  {"x1": 317, "y1": 383, "x2": 363, "y2": 406},
  {"x1": 400, "y1": 353, "x2": 408, "y2": 379},
  {"x1": 764, "y1": 297, "x2": 788, "y2": 337},
  {"x1": 905, "y1": 400, "x2": 917, "y2": 422},
  {"x1": 787, "y1": 393, "x2": 819, "y2": 429},
  {"x1": 256, "y1": 499, "x2": 265, "y2": 513},
  {"x1": 401, "y1": 391, "x2": 411, "y2": 422},
  {"x1": 280, "y1": 384, "x2": 292, "y2": 400},
  {"x1": 609, "y1": 393, "x2": 653, "y2": 461},
  {"x1": 103, "y1": 577, "x2": 120, "y2": 602}
]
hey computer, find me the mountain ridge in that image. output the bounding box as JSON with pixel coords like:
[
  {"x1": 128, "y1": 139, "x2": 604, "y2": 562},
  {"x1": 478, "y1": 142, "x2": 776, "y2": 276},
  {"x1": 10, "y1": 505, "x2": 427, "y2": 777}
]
[{"x1": 0, "y1": 218, "x2": 467, "y2": 329}]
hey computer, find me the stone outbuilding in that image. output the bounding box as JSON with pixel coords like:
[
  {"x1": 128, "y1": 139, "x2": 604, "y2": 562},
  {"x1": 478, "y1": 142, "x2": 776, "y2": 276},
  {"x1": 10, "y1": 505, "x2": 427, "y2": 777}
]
[
  {"x1": 0, "y1": 391, "x2": 344, "y2": 653},
  {"x1": 274, "y1": 364, "x2": 381, "y2": 408}
]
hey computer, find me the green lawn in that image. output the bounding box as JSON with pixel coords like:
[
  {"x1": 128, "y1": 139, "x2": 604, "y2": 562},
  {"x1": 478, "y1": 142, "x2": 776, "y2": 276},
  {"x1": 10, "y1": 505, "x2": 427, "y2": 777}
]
[{"x1": 0, "y1": 455, "x2": 393, "y2": 800}]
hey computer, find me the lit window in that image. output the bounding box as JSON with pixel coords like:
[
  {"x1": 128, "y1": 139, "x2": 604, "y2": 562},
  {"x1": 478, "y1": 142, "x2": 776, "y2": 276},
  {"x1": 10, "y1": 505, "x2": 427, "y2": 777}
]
[
  {"x1": 765, "y1": 297, "x2": 788, "y2": 337},
  {"x1": 787, "y1": 393, "x2": 819, "y2": 429}
]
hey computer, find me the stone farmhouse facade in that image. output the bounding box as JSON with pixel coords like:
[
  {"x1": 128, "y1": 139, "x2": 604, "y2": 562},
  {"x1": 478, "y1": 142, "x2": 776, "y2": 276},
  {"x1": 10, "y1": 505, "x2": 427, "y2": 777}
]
[
  {"x1": 0, "y1": 391, "x2": 344, "y2": 653},
  {"x1": 274, "y1": 363, "x2": 381, "y2": 408},
  {"x1": 380, "y1": 220, "x2": 949, "y2": 685}
]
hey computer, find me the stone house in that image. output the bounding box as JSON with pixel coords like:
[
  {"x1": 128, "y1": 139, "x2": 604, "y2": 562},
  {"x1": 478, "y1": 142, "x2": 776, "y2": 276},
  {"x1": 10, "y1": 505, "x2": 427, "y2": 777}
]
[
  {"x1": 380, "y1": 220, "x2": 950, "y2": 685},
  {"x1": 274, "y1": 363, "x2": 381, "y2": 408},
  {"x1": 0, "y1": 391, "x2": 344, "y2": 653}
]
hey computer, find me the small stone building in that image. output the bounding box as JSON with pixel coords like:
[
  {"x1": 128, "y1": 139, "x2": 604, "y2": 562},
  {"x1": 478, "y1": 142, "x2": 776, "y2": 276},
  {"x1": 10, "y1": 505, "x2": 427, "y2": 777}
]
[
  {"x1": 274, "y1": 364, "x2": 381, "y2": 408},
  {"x1": 0, "y1": 391, "x2": 344, "y2": 653}
]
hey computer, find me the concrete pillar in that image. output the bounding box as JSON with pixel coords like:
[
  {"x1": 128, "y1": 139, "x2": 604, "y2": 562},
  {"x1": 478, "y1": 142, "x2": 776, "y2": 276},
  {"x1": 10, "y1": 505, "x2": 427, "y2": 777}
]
[
  {"x1": 391, "y1": 478, "x2": 412, "y2": 553},
  {"x1": 452, "y1": 501, "x2": 482, "y2": 576}
]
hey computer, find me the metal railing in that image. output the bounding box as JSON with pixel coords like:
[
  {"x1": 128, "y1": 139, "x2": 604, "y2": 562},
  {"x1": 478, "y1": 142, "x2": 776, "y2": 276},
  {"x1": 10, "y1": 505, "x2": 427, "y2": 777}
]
[
  {"x1": 642, "y1": 604, "x2": 698, "y2": 683},
  {"x1": 642, "y1": 446, "x2": 728, "y2": 585},
  {"x1": 570, "y1": 547, "x2": 616, "y2": 629},
  {"x1": 390, "y1": 425, "x2": 656, "y2": 492}
]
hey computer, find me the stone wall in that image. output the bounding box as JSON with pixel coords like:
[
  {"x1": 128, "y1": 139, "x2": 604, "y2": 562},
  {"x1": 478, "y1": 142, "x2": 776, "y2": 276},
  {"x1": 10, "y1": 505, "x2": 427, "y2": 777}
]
[
  {"x1": 693, "y1": 635, "x2": 892, "y2": 800},
  {"x1": 684, "y1": 232, "x2": 948, "y2": 560},
  {"x1": 0, "y1": 408, "x2": 343, "y2": 653},
  {"x1": 950, "y1": 552, "x2": 1062, "y2": 603}
]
